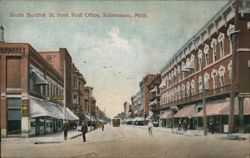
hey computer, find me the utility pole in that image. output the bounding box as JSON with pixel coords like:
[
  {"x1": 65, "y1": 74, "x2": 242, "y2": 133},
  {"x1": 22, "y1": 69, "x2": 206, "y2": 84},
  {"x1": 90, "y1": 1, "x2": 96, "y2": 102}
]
[
  {"x1": 201, "y1": 61, "x2": 207, "y2": 136},
  {"x1": 228, "y1": 0, "x2": 240, "y2": 134}
]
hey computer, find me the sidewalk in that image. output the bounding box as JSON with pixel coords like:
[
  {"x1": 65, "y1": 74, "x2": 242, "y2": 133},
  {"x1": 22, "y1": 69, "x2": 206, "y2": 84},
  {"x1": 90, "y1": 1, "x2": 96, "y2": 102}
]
[
  {"x1": 2, "y1": 128, "x2": 96, "y2": 144},
  {"x1": 127, "y1": 125, "x2": 250, "y2": 139}
]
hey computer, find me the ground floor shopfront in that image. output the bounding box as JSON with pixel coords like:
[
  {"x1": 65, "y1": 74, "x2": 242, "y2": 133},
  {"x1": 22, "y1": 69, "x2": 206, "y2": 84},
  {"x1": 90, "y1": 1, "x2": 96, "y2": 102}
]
[
  {"x1": 159, "y1": 97, "x2": 250, "y2": 133},
  {"x1": 1, "y1": 96, "x2": 79, "y2": 138}
]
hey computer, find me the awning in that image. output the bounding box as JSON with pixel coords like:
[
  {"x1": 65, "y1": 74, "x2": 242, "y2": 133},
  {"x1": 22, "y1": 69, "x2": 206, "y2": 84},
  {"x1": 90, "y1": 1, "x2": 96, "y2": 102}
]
[
  {"x1": 65, "y1": 107, "x2": 79, "y2": 121},
  {"x1": 196, "y1": 101, "x2": 230, "y2": 117},
  {"x1": 174, "y1": 104, "x2": 196, "y2": 118},
  {"x1": 85, "y1": 114, "x2": 92, "y2": 121},
  {"x1": 133, "y1": 117, "x2": 144, "y2": 121},
  {"x1": 160, "y1": 111, "x2": 172, "y2": 119},
  {"x1": 30, "y1": 97, "x2": 63, "y2": 119},
  {"x1": 32, "y1": 70, "x2": 48, "y2": 85}
]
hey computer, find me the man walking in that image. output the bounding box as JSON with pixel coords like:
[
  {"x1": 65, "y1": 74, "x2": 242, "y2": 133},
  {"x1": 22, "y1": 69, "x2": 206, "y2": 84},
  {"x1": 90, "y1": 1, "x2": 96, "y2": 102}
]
[
  {"x1": 148, "y1": 120, "x2": 153, "y2": 136},
  {"x1": 63, "y1": 119, "x2": 69, "y2": 140},
  {"x1": 81, "y1": 122, "x2": 88, "y2": 142}
]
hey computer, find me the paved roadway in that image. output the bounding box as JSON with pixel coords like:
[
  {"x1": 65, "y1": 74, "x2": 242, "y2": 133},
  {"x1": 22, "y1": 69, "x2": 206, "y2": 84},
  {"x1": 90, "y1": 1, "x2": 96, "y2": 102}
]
[{"x1": 2, "y1": 125, "x2": 250, "y2": 158}]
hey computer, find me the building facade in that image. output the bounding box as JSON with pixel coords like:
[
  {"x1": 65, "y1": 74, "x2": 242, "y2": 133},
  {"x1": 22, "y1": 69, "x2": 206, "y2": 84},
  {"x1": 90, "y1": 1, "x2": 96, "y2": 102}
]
[
  {"x1": 0, "y1": 43, "x2": 66, "y2": 137},
  {"x1": 158, "y1": 0, "x2": 250, "y2": 132},
  {"x1": 140, "y1": 74, "x2": 157, "y2": 118}
]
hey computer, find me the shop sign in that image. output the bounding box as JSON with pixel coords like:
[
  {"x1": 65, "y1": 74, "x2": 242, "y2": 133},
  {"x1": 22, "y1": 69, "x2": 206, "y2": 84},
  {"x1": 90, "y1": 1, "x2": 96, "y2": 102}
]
[
  {"x1": 52, "y1": 95, "x2": 64, "y2": 101},
  {"x1": 22, "y1": 100, "x2": 30, "y2": 117}
]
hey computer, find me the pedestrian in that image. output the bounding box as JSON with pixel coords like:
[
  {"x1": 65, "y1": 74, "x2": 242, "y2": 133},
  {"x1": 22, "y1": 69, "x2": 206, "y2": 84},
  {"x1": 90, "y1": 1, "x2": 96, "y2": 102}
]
[
  {"x1": 183, "y1": 119, "x2": 188, "y2": 132},
  {"x1": 148, "y1": 120, "x2": 153, "y2": 136},
  {"x1": 63, "y1": 119, "x2": 69, "y2": 140},
  {"x1": 102, "y1": 124, "x2": 104, "y2": 131},
  {"x1": 209, "y1": 119, "x2": 215, "y2": 134},
  {"x1": 81, "y1": 122, "x2": 88, "y2": 142}
]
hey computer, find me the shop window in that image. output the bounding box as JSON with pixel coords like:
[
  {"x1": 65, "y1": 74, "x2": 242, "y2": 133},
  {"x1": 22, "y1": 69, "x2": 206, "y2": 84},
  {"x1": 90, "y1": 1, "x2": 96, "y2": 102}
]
[{"x1": 7, "y1": 98, "x2": 21, "y2": 135}]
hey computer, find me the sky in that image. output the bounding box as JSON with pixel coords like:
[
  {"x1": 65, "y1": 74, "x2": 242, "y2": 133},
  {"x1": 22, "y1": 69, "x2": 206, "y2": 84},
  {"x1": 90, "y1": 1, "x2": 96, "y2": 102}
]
[{"x1": 0, "y1": 0, "x2": 228, "y2": 118}]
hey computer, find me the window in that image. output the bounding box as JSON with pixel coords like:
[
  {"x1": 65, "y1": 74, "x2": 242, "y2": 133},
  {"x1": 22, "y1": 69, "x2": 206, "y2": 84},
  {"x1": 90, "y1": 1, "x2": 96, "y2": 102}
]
[
  {"x1": 186, "y1": 81, "x2": 190, "y2": 97},
  {"x1": 191, "y1": 79, "x2": 195, "y2": 96},
  {"x1": 218, "y1": 65, "x2": 226, "y2": 91},
  {"x1": 46, "y1": 55, "x2": 52, "y2": 63},
  {"x1": 211, "y1": 69, "x2": 218, "y2": 93},
  {"x1": 182, "y1": 84, "x2": 185, "y2": 98},
  {"x1": 198, "y1": 49, "x2": 202, "y2": 71},
  {"x1": 227, "y1": 24, "x2": 235, "y2": 55},
  {"x1": 204, "y1": 73, "x2": 210, "y2": 90},
  {"x1": 198, "y1": 76, "x2": 203, "y2": 94},
  {"x1": 218, "y1": 33, "x2": 225, "y2": 59},
  {"x1": 204, "y1": 44, "x2": 209, "y2": 66},
  {"x1": 211, "y1": 39, "x2": 217, "y2": 63}
]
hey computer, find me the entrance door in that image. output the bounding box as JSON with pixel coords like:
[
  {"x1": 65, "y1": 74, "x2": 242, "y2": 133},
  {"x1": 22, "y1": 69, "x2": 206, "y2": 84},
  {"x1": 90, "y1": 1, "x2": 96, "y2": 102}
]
[{"x1": 7, "y1": 99, "x2": 21, "y2": 135}]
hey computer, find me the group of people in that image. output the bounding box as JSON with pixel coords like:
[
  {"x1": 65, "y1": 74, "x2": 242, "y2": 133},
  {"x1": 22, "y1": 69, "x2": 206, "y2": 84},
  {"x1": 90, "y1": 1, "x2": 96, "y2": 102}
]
[
  {"x1": 178, "y1": 119, "x2": 189, "y2": 133},
  {"x1": 63, "y1": 119, "x2": 105, "y2": 142}
]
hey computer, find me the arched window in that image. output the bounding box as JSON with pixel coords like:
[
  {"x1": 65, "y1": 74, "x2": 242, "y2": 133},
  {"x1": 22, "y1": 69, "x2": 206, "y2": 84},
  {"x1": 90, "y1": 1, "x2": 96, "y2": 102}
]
[
  {"x1": 211, "y1": 69, "x2": 218, "y2": 94},
  {"x1": 227, "y1": 24, "x2": 235, "y2": 55},
  {"x1": 218, "y1": 32, "x2": 225, "y2": 59},
  {"x1": 218, "y1": 65, "x2": 226, "y2": 91},
  {"x1": 211, "y1": 38, "x2": 217, "y2": 63},
  {"x1": 198, "y1": 49, "x2": 203, "y2": 71},
  {"x1": 191, "y1": 79, "x2": 195, "y2": 96},
  {"x1": 204, "y1": 44, "x2": 209, "y2": 66}
]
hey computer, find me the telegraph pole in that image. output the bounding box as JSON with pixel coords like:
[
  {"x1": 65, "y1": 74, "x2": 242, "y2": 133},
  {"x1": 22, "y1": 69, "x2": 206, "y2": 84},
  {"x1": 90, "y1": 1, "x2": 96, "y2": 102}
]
[
  {"x1": 201, "y1": 61, "x2": 207, "y2": 136},
  {"x1": 228, "y1": 0, "x2": 239, "y2": 134}
]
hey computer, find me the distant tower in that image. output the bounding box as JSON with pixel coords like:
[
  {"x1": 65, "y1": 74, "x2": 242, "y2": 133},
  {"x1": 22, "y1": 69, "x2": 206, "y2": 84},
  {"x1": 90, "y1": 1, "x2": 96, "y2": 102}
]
[{"x1": 0, "y1": 25, "x2": 4, "y2": 43}]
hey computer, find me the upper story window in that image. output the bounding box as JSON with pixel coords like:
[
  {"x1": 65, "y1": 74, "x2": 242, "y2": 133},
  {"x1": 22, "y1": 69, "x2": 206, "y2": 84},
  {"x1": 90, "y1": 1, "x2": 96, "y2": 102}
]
[
  {"x1": 227, "y1": 24, "x2": 235, "y2": 55},
  {"x1": 72, "y1": 75, "x2": 78, "y2": 88},
  {"x1": 204, "y1": 44, "x2": 209, "y2": 66},
  {"x1": 198, "y1": 49, "x2": 203, "y2": 71},
  {"x1": 178, "y1": 86, "x2": 181, "y2": 99},
  {"x1": 211, "y1": 69, "x2": 218, "y2": 91},
  {"x1": 218, "y1": 32, "x2": 225, "y2": 59},
  {"x1": 204, "y1": 73, "x2": 210, "y2": 90},
  {"x1": 181, "y1": 84, "x2": 185, "y2": 98},
  {"x1": 227, "y1": 60, "x2": 232, "y2": 82},
  {"x1": 198, "y1": 76, "x2": 203, "y2": 94},
  {"x1": 218, "y1": 65, "x2": 226, "y2": 90},
  {"x1": 191, "y1": 79, "x2": 195, "y2": 96},
  {"x1": 46, "y1": 55, "x2": 52, "y2": 63},
  {"x1": 211, "y1": 38, "x2": 217, "y2": 63},
  {"x1": 177, "y1": 65, "x2": 181, "y2": 82},
  {"x1": 186, "y1": 81, "x2": 190, "y2": 97}
]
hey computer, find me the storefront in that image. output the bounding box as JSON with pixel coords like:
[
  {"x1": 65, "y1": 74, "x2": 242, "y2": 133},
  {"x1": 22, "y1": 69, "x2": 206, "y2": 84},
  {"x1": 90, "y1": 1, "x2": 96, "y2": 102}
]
[
  {"x1": 173, "y1": 104, "x2": 196, "y2": 130},
  {"x1": 30, "y1": 97, "x2": 78, "y2": 136},
  {"x1": 159, "y1": 111, "x2": 172, "y2": 128}
]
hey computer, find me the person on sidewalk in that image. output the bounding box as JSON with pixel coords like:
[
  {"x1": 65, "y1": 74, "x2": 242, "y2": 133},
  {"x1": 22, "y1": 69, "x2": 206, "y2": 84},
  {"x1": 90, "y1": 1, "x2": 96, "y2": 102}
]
[
  {"x1": 81, "y1": 122, "x2": 88, "y2": 142},
  {"x1": 148, "y1": 120, "x2": 153, "y2": 136},
  {"x1": 209, "y1": 119, "x2": 215, "y2": 134},
  {"x1": 63, "y1": 119, "x2": 69, "y2": 140},
  {"x1": 102, "y1": 124, "x2": 104, "y2": 131}
]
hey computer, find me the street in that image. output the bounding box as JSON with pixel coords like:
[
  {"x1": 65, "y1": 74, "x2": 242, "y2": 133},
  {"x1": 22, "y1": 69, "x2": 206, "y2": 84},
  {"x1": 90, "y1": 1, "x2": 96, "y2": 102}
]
[{"x1": 2, "y1": 125, "x2": 250, "y2": 158}]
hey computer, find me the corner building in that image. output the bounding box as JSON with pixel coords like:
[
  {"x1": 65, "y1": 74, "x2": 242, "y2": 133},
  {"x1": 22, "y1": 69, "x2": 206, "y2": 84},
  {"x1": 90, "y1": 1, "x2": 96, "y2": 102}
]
[
  {"x1": 158, "y1": 0, "x2": 250, "y2": 132},
  {"x1": 0, "y1": 43, "x2": 66, "y2": 137}
]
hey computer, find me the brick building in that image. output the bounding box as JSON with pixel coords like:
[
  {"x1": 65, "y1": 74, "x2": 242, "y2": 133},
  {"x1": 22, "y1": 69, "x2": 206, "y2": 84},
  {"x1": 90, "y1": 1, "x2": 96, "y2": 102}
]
[
  {"x1": 40, "y1": 48, "x2": 72, "y2": 110},
  {"x1": 71, "y1": 64, "x2": 87, "y2": 125},
  {"x1": 139, "y1": 74, "x2": 157, "y2": 118},
  {"x1": 0, "y1": 43, "x2": 79, "y2": 137},
  {"x1": 147, "y1": 74, "x2": 161, "y2": 122},
  {"x1": 158, "y1": 0, "x2": 250, "y2": 132}
]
